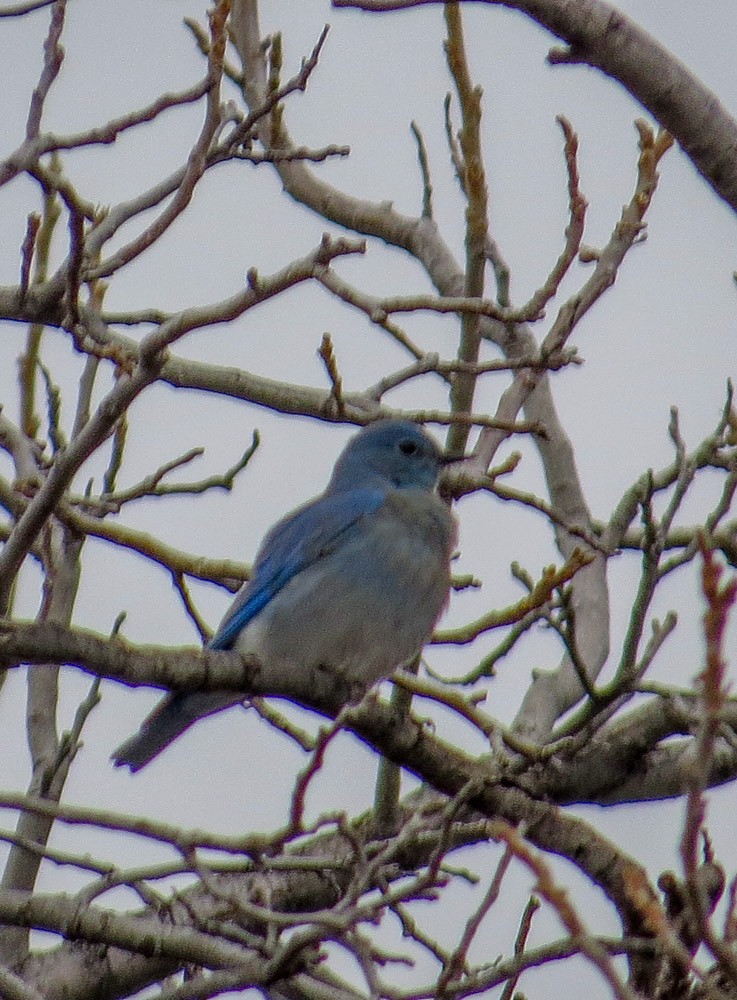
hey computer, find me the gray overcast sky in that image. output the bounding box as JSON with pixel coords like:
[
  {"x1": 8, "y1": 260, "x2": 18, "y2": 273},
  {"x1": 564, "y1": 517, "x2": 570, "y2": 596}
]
[{"x1": 0, "y1": 2, "x2": 736, "y2": 996}]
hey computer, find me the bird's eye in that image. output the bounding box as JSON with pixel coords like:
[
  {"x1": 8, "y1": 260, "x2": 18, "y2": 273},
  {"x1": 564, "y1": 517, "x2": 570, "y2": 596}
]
[{"x1": 399, "y1": 439, "x2": 419, "y2": 456}]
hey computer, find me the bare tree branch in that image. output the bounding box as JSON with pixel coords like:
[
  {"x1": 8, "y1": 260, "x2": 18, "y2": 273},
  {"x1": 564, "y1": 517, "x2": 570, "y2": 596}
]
[{"x1": 333, "y1": 0, "x2": 737, "y2": 216}]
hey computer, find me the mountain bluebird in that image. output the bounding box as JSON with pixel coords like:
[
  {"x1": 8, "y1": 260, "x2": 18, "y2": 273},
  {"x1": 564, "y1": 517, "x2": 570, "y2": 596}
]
[{"x1": 112, "y1": 420, "x2": 456, "y2": 771}]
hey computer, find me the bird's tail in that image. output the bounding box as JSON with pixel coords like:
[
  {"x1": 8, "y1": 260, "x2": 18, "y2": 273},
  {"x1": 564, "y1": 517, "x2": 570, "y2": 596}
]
[{"x1": 111, "y1": 691, "x2": 242, "y2": 771}]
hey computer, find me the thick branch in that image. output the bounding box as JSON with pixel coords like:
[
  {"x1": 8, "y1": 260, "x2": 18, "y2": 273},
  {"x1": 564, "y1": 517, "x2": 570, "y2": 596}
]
[
  {"x1": 0, "y1": 620, "x2": 663, "y2": 939},
  {"x1": 333, "y1": 0, "x2": 737, "y2": 216}
]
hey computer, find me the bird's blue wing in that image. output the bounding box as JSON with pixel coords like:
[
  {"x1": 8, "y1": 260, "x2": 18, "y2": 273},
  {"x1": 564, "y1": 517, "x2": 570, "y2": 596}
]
[{"x1": 209, "y1": 486, "x2": 386, "y2": 650}]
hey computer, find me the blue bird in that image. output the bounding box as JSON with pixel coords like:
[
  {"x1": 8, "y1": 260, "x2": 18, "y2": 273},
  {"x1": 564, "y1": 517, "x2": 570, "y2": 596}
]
[{"x1": 112, "y1": 420, "x2": 456, "y2": 771}]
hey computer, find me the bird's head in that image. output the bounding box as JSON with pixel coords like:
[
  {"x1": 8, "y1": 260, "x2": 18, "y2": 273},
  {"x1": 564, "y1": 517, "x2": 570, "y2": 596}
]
[{"x1": 329, "y1": 420, "x2": 446, "y2": 493}]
